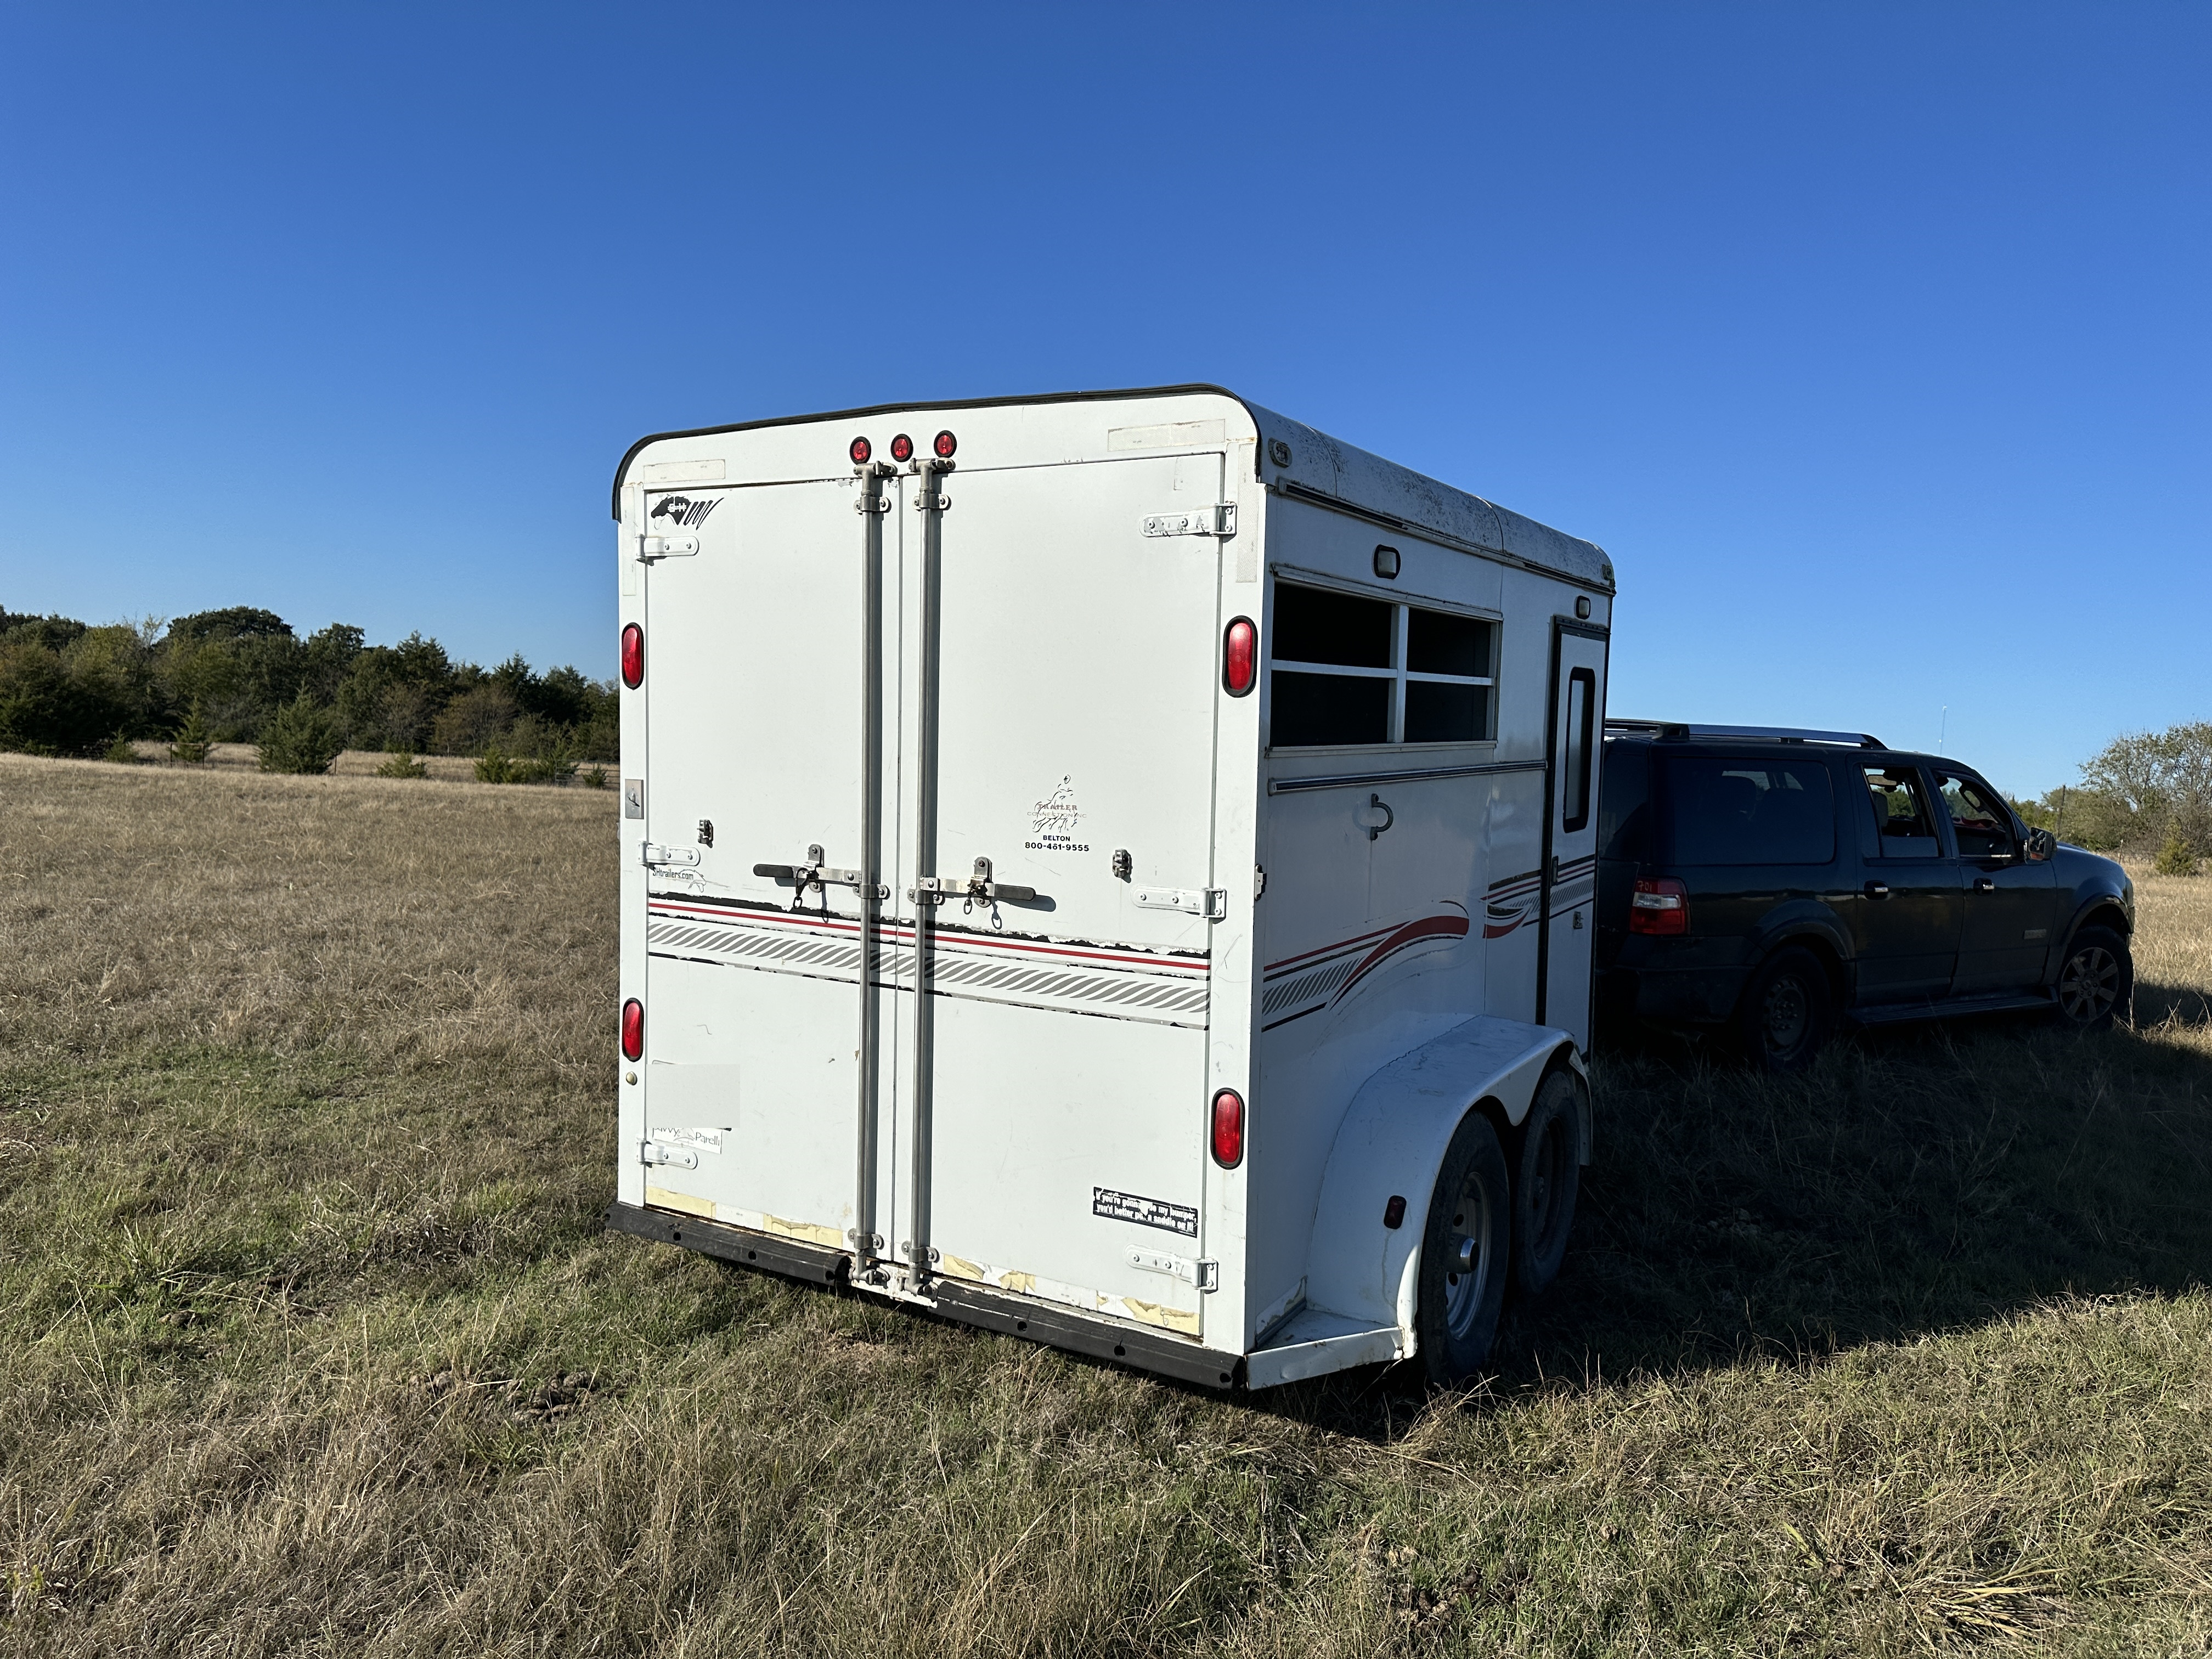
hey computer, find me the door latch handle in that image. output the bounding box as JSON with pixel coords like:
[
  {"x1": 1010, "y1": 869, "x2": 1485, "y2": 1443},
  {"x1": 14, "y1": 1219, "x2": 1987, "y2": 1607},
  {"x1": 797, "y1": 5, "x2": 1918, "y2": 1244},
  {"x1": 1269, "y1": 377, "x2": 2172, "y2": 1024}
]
[
  {"x1": 1974, "y1": 877, "x2": 1996, "y2": 893},
  {"x1": 1864, "y1": 881, "x2": 1891, "y2": 900},
  {"x1": 911, "y1": 856, "x2": 1036, "y2": 907},
  {"x1": 753, "y1": 849, "x2": 889, "y2": 901}
]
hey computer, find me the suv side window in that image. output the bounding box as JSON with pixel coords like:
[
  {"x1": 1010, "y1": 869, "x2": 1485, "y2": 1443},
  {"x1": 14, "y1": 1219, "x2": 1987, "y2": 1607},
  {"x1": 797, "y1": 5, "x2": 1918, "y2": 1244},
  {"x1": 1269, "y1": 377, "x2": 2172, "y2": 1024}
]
[
  {"x1": 1863, "y1": 767, "x2": 1942, "y2": 857},
  {"x1": 1932, "y1": 769, "x2": 2018, "y2": 861},
  {"x1": 1598, "y1": 741, "x2": 1650, "y2": 860},
  {"x1": 1663, "y1": 757, "x2": 1836, "y2": 865}
]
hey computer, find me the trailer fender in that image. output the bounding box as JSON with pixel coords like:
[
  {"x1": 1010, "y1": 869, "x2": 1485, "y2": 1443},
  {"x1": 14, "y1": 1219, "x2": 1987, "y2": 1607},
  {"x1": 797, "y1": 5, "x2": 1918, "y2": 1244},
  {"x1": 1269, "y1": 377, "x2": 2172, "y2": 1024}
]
[{"x1": 1302, "y1": 1017, "x2": 1582, "y2": 1351}]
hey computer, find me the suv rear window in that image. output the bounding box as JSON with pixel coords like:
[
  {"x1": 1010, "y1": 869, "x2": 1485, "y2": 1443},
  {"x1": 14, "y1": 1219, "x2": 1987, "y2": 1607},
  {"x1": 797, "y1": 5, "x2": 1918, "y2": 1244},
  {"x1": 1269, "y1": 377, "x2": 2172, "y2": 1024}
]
[{"x1": 1663, "y1": 758, "x2": 1836, "y2": 866}]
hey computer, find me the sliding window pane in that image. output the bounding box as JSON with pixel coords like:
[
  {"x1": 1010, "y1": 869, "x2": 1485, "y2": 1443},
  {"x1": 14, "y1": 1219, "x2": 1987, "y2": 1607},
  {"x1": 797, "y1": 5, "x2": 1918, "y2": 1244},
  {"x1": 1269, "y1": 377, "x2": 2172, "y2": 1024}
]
[
  {"x1": 1406, "y1": 608, "x2": 1491, "y2": 677},
  {"x1": 1271, "y1": 672, "x2": 1390, "y2": 747},
  {"x1": 1404, "y1": 680, "x2": 1489, "y2": 743},
  {"x1": 1272, "y1": 584, "x2": 1392, "y2": 669}
]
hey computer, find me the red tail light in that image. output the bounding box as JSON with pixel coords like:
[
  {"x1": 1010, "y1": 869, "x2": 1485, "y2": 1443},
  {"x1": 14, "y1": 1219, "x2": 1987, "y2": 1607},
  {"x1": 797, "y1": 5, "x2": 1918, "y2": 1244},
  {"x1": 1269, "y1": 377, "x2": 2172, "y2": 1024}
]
[
  {"x1": 1222, "y1": 617, "x2": 1256, "y2": 696},
  {"x1": 620, "y1": 997, "x2": 644, "y2": 1060},
  {"x1": 1210, "y1": 1088, "x2": 1244, "y2": 1167},
  {"x1": 1630, "y1": 878, "x2": 1689, "y2": 936},
  {"x1": 620, "y1": 623, "x2": 644, "y2": 689}
]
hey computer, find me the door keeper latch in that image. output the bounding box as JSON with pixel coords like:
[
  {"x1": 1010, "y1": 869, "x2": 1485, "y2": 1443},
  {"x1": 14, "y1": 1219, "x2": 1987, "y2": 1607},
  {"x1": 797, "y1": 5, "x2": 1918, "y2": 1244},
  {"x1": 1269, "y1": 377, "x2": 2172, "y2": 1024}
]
[
  {"x1": 636, "y1": 535, "x2": 700, "y2": 561},
  {"x1": 1133, "y1": 887, "x2": 1228, "y2": 919},
  {"x1": 1124, "y1": 1246, "x2": 1218, "y2": 1290},
  {"x1": 642, "y1": 843, "x2": 701, "y2": 867},
  {"x1": 1141, "y1": 504, "x2": 1237, "y2": 538},
  {"x1": 639, "y1": 1141, "x2": 698, "y2": 1170}
]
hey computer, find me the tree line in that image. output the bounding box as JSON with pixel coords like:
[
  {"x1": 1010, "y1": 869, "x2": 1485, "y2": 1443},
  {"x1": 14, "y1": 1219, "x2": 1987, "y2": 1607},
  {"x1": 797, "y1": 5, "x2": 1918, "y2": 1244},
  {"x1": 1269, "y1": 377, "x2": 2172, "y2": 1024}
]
[
  {"x1": 2012, "y1": 720, "x2": 2212, "y2": 873},
  {"x1": 0, "y1": 604, "x2": 615, "y2": 772}
]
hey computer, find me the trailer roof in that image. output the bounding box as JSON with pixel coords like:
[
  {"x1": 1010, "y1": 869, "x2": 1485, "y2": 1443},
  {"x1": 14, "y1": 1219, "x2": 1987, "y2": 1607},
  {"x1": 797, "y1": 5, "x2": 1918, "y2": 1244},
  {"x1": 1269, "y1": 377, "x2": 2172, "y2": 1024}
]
[{"x1": 614, "y1": 384, "x2": 1613, "y2": 593}]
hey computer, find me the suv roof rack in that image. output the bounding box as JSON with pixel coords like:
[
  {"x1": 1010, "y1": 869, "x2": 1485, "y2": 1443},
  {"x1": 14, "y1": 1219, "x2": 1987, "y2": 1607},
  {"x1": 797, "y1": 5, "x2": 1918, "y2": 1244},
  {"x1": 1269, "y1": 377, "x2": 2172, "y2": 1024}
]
[{"x1": 1604, "y1": 720, "x2": 1888, "y2": 749}]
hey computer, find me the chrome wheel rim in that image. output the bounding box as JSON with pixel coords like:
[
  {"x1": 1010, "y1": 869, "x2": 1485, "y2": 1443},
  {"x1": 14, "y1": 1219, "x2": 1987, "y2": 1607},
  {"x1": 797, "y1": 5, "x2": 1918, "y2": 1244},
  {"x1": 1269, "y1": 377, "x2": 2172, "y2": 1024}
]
[
  {"x1": 1762, "y1": 974, "x2": 1810, "y2": 1053},
  {"x1": 2059, "y1": 946, "x2": 2120, "y2": 1022},
  {"x1": 1444, "y1": 1171, "x2": 1494, "y2": 1340}
]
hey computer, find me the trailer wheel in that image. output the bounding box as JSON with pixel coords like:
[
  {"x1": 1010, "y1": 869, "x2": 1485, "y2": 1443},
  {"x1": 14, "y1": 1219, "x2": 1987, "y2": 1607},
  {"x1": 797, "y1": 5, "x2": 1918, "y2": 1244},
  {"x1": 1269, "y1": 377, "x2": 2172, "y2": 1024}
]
[
  {"x1": 1417, "y1": 1111, "x2": 1511, "y2": 1387},
  {"x1": 1510, "y1": 1069, "x2": 1582, "y2": 1299}
]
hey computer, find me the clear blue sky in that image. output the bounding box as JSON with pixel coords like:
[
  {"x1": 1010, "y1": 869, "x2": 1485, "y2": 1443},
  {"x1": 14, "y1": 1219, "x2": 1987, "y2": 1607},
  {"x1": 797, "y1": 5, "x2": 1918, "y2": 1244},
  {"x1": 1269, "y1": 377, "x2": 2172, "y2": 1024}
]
[{"x1": 2, "y1": 4, "x2": 2204, "y2": 795}]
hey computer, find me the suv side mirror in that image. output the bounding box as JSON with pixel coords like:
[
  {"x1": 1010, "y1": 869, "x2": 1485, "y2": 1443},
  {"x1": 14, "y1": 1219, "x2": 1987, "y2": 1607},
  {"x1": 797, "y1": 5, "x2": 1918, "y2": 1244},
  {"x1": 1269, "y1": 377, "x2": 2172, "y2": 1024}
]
[{"x1": 2024, "y1": 827, "x2": 2056, "y2": 862}]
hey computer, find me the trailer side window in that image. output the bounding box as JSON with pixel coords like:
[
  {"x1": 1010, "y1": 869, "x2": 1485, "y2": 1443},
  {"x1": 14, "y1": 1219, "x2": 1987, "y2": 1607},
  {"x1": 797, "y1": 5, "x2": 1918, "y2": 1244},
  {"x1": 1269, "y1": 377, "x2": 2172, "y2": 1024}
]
[{"x1": 1268, "y1": 583, "x2": 1496, "y2": 748}]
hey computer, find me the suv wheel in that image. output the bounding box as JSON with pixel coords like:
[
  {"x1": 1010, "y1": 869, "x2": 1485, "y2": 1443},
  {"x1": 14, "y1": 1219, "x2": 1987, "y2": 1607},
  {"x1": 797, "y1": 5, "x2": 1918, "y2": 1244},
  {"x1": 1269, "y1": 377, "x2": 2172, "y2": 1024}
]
[
  {"x1": 1417, "y1": 1111, "x2": 1511, "y2": 1387},
  {"x1": 1736, "y1": 946, "x2": 1832, "y2": 1073},
  {"x1": 2054, "y1": 925, "x2": 2132, "y2": 1030}
]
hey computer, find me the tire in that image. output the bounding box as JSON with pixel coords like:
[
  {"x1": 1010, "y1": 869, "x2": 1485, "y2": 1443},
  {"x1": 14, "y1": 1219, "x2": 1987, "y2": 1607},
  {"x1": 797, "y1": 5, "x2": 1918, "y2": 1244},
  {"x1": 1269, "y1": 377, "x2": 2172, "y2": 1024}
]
[
  {"x1": 1734, "y1": 946, "x2": 1832, "y2": 1073},
  {"x1": 1511, "y1": 1069, "x2": 1583, "y2": 1299},
  {"x1": 2054, "y1": 924, "x2": 2132, "y2": 1030},
  {"x1": 1417, "y1": 1110, "x2": 1513, "y2": 1387}
]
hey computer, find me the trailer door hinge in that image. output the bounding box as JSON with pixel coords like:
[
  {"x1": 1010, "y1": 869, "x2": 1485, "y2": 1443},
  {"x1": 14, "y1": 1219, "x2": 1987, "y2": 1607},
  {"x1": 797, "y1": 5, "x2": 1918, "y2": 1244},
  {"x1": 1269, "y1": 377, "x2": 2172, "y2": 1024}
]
[
  {"x1": 1124, "y1": 1246, "x2": 1218, "y2": 1290},
  {"x1": 636, "y1": 535, "x2": 700, "y2": 561},
  {"x1": 1142, "y1": 504, "x2": 1235, "y2": 539},
  {"x1": 1133, "y1": 886, "x2": 1227, "y2": 919},
  {"x1": 642, "y1": 843, "x2": 701, "y2": 867},
  {"x1": 639, "y1": 1141, "x2": 698, "y2": 1170}
]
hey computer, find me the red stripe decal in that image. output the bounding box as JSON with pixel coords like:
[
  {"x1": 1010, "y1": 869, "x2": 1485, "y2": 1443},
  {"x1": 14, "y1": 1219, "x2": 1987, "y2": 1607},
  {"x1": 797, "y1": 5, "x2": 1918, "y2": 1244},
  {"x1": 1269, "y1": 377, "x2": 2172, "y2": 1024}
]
[{"x1": 1329, "y1": 912, "x2": 1471, "y2": 1005}]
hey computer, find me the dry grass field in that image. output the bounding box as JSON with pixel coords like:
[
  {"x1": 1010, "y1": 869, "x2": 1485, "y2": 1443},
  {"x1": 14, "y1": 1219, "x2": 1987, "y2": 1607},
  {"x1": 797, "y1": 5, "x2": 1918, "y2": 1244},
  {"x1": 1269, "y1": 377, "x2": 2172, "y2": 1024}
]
[{"x1": 3, "y1": 754, "x2": 2209, "y2": 1657}]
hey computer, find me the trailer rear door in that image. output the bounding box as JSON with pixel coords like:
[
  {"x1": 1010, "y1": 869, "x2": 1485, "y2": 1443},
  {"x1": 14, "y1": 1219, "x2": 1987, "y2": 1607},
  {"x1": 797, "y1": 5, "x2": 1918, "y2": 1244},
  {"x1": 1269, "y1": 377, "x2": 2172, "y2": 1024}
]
[
  {"x1": 636, "y1": 478, "x2": 882, "y2": 1250},
  {"x1": 891, "y1": 450, "x2": 1225, "y2": 1340}
]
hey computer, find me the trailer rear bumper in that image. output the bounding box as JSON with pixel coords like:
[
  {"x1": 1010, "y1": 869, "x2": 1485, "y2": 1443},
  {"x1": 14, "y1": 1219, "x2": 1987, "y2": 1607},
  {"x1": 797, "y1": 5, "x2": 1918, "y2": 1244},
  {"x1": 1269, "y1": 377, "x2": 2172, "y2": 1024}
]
[
  {"x1": 606, "y1": 1200, "x2": 848, "y2": 1286},
  {"x1": 607, "y1": 1201, "x2": 1244, "y2": 1391}
]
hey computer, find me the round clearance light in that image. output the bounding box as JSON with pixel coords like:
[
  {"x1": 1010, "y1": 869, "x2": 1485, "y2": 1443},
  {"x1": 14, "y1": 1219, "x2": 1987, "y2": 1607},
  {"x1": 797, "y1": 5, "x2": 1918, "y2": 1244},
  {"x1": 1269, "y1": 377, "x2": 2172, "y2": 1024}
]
[
  {"x1": 933, "y1": 429, "x2": 957, "y2": 459},
  {"x1": 1222, "y1": 617, "x2": 1257, "y2": 697},
  {"x1": 1210, "y1": 1088, "x2": 1245, "y2": 1169},
  {"x1": 889, "y1": 433, "x2": 913, "y2": 463},
  {"x1": 619, "y1": 623, "x2": 644, "y2": 689},
  {"x1": 620, "y1": 997, "x2": 644, "y2": 1061},
  {"x1": 849, "y1": 436, "x2": 872, "y2": 465}
]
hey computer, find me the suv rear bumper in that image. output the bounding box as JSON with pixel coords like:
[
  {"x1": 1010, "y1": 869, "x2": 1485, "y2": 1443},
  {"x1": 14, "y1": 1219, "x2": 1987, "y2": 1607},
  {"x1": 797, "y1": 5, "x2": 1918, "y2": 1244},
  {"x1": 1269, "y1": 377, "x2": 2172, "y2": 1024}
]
[{"x1": 1599, "y1": 963, "x2": 1749, "y2": 1025}]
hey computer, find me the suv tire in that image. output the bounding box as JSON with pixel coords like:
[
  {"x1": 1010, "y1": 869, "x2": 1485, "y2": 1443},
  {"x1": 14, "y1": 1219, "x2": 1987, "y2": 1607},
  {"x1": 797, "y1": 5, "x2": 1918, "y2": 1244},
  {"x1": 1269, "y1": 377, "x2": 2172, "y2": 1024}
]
[
  {"x1": 1736, "y1": 946, "x2": 1832, "y2": 1073},
  {"x1": 1510, "y1": 1069, "x2": 1582, "y2": 1299},
  {"x1": 2054, "y1": 924, "x2": 2132, "y2": 1031},
  {"x1": 1417, "y1": 1111, "x2": 1512, "y2": 1387}
]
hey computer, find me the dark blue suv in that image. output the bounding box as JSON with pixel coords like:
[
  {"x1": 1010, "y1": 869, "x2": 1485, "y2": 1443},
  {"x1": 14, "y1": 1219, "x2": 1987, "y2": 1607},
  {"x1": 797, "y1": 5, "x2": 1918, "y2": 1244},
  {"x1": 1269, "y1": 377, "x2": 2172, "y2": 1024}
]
[{"x1": 1595, "y1": 723, "x2": 2136, "y2": 1069}]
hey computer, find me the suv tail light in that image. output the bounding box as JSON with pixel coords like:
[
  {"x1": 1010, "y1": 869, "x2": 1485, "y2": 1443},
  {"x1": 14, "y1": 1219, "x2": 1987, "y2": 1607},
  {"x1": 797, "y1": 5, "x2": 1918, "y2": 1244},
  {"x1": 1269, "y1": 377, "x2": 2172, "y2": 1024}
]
[
  {"x1": 620, "y1": 997, "x2": 644, "y2": 1060},
  {"x1": 1630, "y1": 878, "x2": 1689, "y2": 936},
  {"x1": 1210, "y1": 1088, "x2": 1244, "y2": 1167}
]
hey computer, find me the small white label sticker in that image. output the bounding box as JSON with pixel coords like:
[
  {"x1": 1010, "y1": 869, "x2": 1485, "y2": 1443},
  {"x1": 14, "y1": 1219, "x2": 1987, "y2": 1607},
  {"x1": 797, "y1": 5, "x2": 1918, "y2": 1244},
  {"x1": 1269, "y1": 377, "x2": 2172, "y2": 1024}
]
[{"x1": 651, "y1": 1126, "x2": 724, "y2": 1154}]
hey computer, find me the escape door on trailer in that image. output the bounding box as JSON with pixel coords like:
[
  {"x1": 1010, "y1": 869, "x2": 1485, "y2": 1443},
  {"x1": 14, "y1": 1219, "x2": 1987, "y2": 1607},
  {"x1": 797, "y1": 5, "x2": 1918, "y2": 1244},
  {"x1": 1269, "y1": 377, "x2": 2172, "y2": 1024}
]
[{"x1": 636, "y1": 448, "x2": 1229, "y2": 1335}]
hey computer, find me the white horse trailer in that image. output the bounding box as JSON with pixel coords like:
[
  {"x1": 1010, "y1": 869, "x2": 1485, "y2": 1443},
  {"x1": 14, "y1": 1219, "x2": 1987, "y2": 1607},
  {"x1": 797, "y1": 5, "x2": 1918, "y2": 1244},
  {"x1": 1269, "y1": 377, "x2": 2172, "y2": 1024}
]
[{"x1": 606, "y1": 387, "x2": 1612, "y2": 1390}]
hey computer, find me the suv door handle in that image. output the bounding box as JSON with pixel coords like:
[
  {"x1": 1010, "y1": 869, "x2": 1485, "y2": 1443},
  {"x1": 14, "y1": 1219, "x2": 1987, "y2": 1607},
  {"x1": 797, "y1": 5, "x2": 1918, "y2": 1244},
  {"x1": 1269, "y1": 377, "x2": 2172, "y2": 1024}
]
[
  {"x1": 1974, "y1": 877, "x2": 1996, "y2": 893},
  {"x1": 1864, "y1": 881, "x2": 1890, "y2": 900}
]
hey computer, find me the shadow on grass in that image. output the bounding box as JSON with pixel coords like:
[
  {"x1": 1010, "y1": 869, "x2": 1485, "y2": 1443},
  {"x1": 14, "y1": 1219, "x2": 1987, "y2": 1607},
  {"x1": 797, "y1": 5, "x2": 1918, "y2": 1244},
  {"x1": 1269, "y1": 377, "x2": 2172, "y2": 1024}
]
[{"x1": 1256, "y1": 1001, "x2": 2212, "y2": 1440}]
